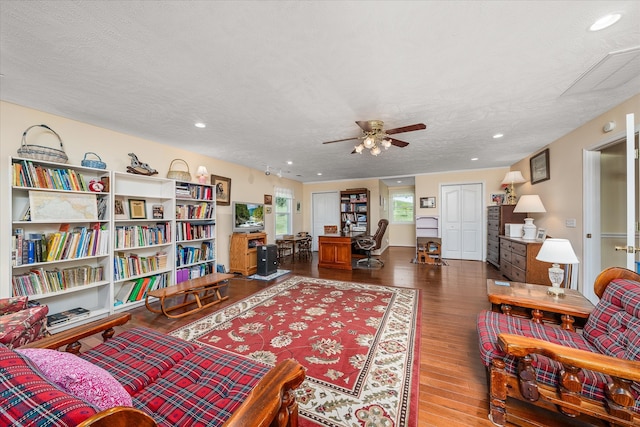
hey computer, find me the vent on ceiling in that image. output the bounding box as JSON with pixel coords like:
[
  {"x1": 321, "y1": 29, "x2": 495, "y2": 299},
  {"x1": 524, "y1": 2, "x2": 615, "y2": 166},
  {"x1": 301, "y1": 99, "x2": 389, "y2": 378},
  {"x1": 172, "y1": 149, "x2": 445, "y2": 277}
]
[{"x1": 561, "y1": 46, "x2": 640, "y2": 96}]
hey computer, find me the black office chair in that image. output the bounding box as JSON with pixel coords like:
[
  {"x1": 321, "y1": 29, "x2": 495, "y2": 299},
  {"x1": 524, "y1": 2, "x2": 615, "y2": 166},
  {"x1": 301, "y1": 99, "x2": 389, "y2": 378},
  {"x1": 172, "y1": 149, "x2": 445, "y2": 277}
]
[{"x1": 355, "y1": 219, "x2": 389, "y2": 267}]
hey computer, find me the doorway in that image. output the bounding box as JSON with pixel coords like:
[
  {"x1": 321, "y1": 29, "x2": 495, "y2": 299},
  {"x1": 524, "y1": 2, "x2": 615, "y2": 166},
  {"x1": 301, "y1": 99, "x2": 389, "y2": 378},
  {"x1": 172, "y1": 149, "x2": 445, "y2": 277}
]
[
  {"x1": 441, "y1": 183, "x2": 484, "y2": 260},
  {"x1": 311, "y1": 191, "x2": 340, "y2": 251}
]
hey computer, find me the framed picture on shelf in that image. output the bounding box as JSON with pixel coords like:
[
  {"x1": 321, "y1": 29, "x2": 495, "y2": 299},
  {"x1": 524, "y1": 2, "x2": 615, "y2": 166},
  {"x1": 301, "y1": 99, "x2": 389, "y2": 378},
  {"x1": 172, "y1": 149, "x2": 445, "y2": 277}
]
[
  {"x1": 491, "y1": 193, "x2": 506, "y2": 205},
  {"x1": 212, "y1": 175, "x2": 231, "y2": 206},
  {"x1": 530, "y1": 148, "x2": 550, "y2": 184},
  {"x1": 114, "y1": 197, "x2": 128, "y2": 220},
  {"x1": 420, "y1": 197, "x2": 436, "y2": 209},
  {"x1": 29, "y1": 191, "x2": 98, "y2": 221},
  {"x1": 128, "y1": 199, "x2": 147, "y2": 219},
  {"x1": 536, "y1": 228, "x2": 547, "y2": 240},
  {"x1": 152, "y1": 204, "x2": 164, "y2": 219}
]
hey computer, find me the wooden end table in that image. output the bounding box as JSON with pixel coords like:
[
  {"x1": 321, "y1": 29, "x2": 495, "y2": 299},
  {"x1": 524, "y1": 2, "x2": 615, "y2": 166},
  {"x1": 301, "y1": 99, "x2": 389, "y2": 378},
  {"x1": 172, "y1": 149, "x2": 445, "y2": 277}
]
[{"x1": 486, "y1": 279, "x2": 595, "y2": 332}]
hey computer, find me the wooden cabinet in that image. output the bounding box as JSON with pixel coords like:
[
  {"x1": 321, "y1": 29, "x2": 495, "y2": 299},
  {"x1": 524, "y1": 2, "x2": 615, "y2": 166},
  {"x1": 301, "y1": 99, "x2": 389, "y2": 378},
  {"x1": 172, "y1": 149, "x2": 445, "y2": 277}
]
[
  {"x1": 499, "y1": 236, "x2": 552, "y2": 285},
  {"x1": 487, "y1": 205, "x2": 526, "y2": 268},
  {"x1": 229, "y1": 232, "x2": 266, "y2": 276},
  {"x1": 318, "y1": 234, "x2": 354, "y2": 270},
  {"x1": 340, "y1": 189, "x2": 370, "y2": 234}
]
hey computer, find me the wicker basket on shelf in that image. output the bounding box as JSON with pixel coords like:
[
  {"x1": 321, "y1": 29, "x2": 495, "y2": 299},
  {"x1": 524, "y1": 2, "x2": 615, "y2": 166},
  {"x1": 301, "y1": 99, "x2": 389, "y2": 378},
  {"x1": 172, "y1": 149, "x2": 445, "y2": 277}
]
[
  {"x1": 166, "y1": 159, "x2": 192, "y2": 181},
  {"x1": 17, "y1": 124, "x2": 68, "y2": 163}
]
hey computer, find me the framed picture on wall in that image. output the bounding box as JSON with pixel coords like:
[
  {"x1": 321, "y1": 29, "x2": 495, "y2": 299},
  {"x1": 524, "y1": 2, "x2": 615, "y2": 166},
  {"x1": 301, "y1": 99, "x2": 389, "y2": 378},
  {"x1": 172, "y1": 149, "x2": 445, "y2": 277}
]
[
  {"x1": 211, "y1": 175, "x2": 231, "y2": 206},
  {"x1": 420, "y1": 197, "x2": 436, "y2": 208},
  {"x1": 530, "y1": 148, "x2": 550, "y2": 184}
]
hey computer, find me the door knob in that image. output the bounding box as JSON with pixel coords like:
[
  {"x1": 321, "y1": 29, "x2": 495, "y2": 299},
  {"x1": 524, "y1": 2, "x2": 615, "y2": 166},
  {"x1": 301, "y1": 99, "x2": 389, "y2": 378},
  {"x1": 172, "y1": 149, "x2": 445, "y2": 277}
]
[{"x1": 615, "y1": 245, "x2": 640, "y2": 254}]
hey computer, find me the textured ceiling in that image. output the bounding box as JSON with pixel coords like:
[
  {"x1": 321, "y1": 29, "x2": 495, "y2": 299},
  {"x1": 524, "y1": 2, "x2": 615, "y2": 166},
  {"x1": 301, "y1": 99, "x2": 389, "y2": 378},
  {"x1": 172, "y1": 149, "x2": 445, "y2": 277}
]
[{"x1": 1, "y1": 1, "x2": 639, "y2": 183}]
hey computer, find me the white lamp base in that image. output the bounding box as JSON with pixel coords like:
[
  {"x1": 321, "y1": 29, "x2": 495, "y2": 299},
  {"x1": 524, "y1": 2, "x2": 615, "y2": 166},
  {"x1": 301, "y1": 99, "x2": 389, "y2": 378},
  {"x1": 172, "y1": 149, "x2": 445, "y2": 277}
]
[
  {"x1": 522, "y1": 218, "x2": 537, "y2": 240},
  {"x1": 547, "y1": 284, "x2": 565, "y2": 296}
]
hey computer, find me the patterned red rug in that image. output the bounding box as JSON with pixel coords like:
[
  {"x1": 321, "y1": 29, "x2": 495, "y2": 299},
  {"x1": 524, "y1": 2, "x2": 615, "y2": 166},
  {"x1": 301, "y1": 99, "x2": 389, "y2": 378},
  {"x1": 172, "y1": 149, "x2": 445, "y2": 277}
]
[{"x1": 171, "y1": 276, "x2": 421, "y2": 427}]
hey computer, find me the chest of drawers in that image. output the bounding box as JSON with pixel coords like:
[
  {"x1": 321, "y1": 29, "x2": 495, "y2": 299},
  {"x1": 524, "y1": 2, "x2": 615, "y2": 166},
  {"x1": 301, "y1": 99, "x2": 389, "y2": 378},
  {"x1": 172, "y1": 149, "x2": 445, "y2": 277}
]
[{"x1": 499, "y1": 236, "x2": 551, "y2": 285}]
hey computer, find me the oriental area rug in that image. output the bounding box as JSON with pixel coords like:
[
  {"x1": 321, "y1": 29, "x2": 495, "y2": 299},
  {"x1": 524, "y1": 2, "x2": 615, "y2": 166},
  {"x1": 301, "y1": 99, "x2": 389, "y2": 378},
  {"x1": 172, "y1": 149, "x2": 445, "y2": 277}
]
[{"x1": 170, "y1": 276, "x2": 421, "y2": 427}]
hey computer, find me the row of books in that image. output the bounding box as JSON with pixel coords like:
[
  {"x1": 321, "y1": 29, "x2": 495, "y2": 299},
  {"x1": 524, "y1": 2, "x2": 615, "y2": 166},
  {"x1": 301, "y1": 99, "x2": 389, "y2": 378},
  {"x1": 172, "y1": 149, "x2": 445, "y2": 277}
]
[
  {"x1": 12, "y1": 265, "x2": 104, "y2": 297},
  {"x1": 47, "y1": 307, "x2": 91, "y2": 327},
  {"x1": 12, "y1": 225, "x2": 108, "y2": 266},
  {"x1": 113, "y1": 251, "x2": 167, "y2": 280},
  {"x1": 114, "y1": 273, "x2": 168, "y2": 306},
  {"x1": 12, "y1": 160, "x2": 90, "y2": 192},
  {"x1": 176, "y1": 202, "x2": 214, "y2": 220},
  {"x1": 340, "y1": 203, "x2": 367, "y2": 212},
  {"x1": 176, "y1": 241, "x2": 214, "y2": 267},
  {"x1": 176, "y1": 222, "x2": 215, "y2": 241},
  {"x1": 175, "y1": 183, "x2": 213, "y2": 201},
  {"x1": 176, "y1": 262, "x2": 215, "y2": 283},
  {"x1": 114, "y1": 222, "x2": 171, "y2": 249}
]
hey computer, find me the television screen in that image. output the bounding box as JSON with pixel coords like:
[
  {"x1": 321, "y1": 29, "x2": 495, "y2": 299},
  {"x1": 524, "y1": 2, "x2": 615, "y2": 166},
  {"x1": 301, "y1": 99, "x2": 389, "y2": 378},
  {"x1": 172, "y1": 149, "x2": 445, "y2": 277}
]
[{"x1": 233, "y1": 202, "x2": 265, "y2": 233}]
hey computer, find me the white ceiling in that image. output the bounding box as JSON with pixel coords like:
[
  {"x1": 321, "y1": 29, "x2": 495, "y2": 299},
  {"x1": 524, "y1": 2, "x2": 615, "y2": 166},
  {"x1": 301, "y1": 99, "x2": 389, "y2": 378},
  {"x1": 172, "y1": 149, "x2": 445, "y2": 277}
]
[{"x1": 1, "y1": 1, "x2": 639, "y2": 184}]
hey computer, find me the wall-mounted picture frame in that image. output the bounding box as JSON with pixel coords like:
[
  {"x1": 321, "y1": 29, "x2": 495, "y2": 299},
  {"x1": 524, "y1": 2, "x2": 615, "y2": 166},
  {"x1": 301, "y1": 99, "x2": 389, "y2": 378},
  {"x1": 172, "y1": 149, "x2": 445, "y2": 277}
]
[
  {"x1": 211, "y1": 175, "x2": 231, "y2": 206},
  {"x1": 128, "y1": 199, "x2": 147, "y2": 219},
  {"x1": 530, "y1": 148, "x2": 550, "y2": 184},
  {"x1": 264, "y1": 194, "x2": 272, "y2": 205},
  {"x1": 266, "y1": 206, "x2": 272, "y2": 214},
  {"x1": 420, "y1": 196, "x2": 436, "y2": 208},
  {"x1": 491, "y1": 193, "x2": 506, "y2": 205},
  {"x1": 296, "y1": 200, "x2": 302, "y2": 214},
  {"x1": 536, "y1": 228, "x2": 547, "y2": 240}
]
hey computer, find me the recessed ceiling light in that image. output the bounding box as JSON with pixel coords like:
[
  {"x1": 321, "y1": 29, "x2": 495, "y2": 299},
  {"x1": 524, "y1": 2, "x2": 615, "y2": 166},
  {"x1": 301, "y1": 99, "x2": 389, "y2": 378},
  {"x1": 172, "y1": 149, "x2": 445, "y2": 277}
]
[
  {"x1": 287, "y1": 161, "x2": 293, "y2": 165},
  {"x1": 589, "y1": 13, "x2": 622, "y2": 31},
  {"x1": 493, "y1": 133, "x2": 504, "y2": 139},
  {"x1": 194, "y1": 122, "x2": 206, "y2": 128},
  {"x1": 471, "y1": 157, "x2": 478, "y2": 161},
  {"x1": 397, "y1": 180, "x2": 402, "y2": 184},
  {"x1": 317, "y1": 172, "x2": 322, "y2": 176}
]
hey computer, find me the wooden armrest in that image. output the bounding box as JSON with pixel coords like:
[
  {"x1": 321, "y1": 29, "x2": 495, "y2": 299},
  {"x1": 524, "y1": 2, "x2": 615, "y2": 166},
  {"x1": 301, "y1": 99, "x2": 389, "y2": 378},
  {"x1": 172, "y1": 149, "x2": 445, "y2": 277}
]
[
  {"x1": 20, "y1": 313, "x2": 131, "y2": 350},
  {"x1": 77, "y1": 406, "x2": 156, "y2": 427},
  {"x1": 223, "y1": 359, "x2": 306, "y2": 427},
  {"x1": 593, "y1": 267, "x2": 640, "y2": 298},
  {"x1": 498, "y1": 333, "x2": 640, "y2": 382}
]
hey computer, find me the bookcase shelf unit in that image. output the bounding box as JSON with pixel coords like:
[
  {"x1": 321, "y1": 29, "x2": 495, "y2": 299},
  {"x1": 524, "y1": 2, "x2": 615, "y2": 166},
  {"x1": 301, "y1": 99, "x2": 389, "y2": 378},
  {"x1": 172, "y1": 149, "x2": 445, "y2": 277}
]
[
  {"x1": 9, "y1": 157, "x2": 112, "y2": 332},
  {"x1": 340, "y1": 188, "x2": 370, "y2": 235},
  {"x1": 111, "y1": 172, "x2": 175, "y2": 311},
  {"x1": 174, "y1": 180, "x2": 216, "y2": 283}
]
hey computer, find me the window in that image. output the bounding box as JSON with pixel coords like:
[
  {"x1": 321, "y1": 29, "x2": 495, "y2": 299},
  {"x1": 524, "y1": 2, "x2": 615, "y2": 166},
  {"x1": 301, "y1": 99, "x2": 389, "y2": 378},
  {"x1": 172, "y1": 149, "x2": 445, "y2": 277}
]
[
  {"x1": 275, "y1": 187, "x2": 293, "y2": 235},
  {"x1": 390, "y1": 189, "x2": 414, "y2": 223}
]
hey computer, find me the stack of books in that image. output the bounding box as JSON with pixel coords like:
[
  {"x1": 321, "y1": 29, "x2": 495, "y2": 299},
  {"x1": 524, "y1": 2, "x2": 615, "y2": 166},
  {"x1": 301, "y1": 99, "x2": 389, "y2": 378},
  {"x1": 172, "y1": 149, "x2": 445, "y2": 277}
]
[{"x1": 46, "y1": 307, "x2": 91, "y2": 327}]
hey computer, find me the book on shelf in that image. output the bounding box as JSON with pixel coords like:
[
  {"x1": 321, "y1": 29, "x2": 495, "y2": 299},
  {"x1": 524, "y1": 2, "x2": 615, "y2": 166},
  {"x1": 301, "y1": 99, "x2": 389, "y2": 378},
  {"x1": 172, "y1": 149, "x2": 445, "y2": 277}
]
[{"x1": 46, "y1": 307, "x2": 91, "y2": 327}]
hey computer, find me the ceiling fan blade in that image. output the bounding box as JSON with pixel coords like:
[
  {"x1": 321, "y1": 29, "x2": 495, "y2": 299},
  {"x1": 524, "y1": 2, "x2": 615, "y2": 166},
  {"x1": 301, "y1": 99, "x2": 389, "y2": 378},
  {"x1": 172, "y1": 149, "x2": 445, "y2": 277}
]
[
  {"x1": 389, "y1": 138, "x2": 410, "y2": 147},
  {"x1": 322, "y1": 137, "x2": 359, "y2": 144},
  {"x1": 385, "y1": 123, "x2": 426, "y2": 135},
  {"x1": 355, "y1": 121, "x2": 372, "y2": 132}
]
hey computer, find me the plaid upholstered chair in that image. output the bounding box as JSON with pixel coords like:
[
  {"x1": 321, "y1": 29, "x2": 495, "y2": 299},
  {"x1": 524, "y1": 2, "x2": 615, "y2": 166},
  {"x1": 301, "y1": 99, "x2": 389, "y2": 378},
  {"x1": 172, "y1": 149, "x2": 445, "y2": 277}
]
[
  {"x1": 0, "y1": 296, "x2": 48, "y2": 349},
  {"x1": 477, "y1": 267, "x2": 640, "y2": 426}
]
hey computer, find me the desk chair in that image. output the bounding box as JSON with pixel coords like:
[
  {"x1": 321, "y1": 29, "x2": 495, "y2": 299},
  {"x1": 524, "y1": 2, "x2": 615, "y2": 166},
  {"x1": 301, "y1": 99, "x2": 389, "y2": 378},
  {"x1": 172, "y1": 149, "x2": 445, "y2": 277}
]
[{"x1": 355, "y1": 219, "x2": 389, "y2": 267}]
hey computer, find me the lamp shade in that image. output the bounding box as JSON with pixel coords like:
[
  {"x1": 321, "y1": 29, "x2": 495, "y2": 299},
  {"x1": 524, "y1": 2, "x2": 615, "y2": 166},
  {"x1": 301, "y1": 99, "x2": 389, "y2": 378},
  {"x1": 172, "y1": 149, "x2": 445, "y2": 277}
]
[
  {"x1": 196, "y1": 166, "x2": 208, "y2": 176},
  {"x1": 513, "y1": 195, "x2": 546, "y2": 213},
  {"x1": 501, "y1": 171, "x2": 526, "y2": 185},
  {"x1": 536, "y1": 238, "x2": 579, "y2": 264}
]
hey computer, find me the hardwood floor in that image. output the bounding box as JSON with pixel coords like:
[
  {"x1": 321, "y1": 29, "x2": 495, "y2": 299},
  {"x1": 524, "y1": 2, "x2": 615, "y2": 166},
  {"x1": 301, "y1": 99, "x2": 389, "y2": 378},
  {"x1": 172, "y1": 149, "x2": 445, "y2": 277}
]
[{"x1": 82, "y1": 246, "x2": 595, "y2": 426}]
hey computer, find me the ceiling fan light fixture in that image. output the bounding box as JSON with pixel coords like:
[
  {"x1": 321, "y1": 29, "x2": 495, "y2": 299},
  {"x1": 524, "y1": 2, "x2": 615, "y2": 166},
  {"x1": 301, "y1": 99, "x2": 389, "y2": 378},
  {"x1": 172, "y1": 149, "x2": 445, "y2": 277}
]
[
  {"x1": 354, "y1": 144, "x2": 364, "y2": 154},
  {"x1": 363, "y1": 135, "x2": 376, "y2": 149},
  {"x1": 371, "y1": 146, "x2": 381, "y2": 156},
  {"x1": 381, "y1": 139, "x2": 392, "y2": 149}
]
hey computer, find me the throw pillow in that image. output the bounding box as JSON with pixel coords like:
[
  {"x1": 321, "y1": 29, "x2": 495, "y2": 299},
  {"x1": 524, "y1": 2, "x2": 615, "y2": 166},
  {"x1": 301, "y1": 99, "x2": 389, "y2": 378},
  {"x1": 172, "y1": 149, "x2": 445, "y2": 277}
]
[{"x1": 16, "y1": 348, "x2": 132, "y2": 410}]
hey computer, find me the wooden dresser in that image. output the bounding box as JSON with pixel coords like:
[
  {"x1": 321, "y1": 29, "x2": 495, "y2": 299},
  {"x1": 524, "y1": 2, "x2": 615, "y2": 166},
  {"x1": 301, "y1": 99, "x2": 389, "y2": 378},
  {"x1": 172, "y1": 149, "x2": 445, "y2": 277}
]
[
  {"x1": 487, "y1": 205, "x2": 526, "y2": 268},
  {"x1": 499, "y1": 236, "x2": 552, "y2": 285}
]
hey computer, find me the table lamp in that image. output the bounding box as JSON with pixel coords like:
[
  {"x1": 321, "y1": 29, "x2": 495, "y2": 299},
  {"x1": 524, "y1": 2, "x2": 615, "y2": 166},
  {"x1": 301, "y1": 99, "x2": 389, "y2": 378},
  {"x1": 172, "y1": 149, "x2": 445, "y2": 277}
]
[
  {"x1": 196, "y1": 166, "x2": 208, "y2": 184},
  {"x1": 501, "y1": 171, "x2": 526, "y2": 205},
  {"x1": 535, "y1": 238, "x2": 579, "y2": 296},
  {"x1": 513, "y1": 195, "x2": 546, "y2": 240}
]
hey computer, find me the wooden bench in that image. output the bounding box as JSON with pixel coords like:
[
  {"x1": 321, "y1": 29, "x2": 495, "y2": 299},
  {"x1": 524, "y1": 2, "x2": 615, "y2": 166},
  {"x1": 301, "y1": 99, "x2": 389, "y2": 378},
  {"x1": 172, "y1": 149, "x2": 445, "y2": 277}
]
[{"x1": 145, "y1": 272, "x2": 234, "y2": 318}]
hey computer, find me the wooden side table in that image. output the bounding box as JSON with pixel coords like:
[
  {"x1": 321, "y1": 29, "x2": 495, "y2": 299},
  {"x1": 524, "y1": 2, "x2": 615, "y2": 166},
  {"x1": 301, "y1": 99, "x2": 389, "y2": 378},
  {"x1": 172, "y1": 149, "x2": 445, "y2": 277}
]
[{"x1": 486, "y1": 279, "x2": 595, "y2": 332}]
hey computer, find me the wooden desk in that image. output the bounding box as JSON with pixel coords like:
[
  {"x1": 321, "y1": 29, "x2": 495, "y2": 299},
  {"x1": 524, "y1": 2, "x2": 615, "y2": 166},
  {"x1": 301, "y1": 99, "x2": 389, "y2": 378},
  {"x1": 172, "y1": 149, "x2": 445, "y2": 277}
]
[
  {"x1": 486, "y1": 279, "x2": 595, "y2": 332},
  {"x1": 145, "y1": 272, "x2": 234, "y2": 318},
  {"x1": 318, "y1": 232, "x2": 363, "y2": 270}
]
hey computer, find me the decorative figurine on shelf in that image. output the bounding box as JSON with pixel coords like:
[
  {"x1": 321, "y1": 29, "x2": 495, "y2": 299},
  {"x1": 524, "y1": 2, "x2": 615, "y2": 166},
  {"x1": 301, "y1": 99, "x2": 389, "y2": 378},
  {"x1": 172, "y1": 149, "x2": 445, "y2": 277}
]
[
  {"x1": 127, "y1": 153, "x2": 158, "y2": 176},
  {"x1": 88, "y1": 179, "x2": 104, "y2": 192}
]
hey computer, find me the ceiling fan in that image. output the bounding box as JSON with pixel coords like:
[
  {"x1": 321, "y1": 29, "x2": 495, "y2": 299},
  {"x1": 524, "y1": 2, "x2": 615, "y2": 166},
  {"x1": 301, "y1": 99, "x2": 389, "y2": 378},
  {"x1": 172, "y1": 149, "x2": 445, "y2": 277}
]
[{"x1": 323, "y1": 120, "x2": 426, "y2": 155}]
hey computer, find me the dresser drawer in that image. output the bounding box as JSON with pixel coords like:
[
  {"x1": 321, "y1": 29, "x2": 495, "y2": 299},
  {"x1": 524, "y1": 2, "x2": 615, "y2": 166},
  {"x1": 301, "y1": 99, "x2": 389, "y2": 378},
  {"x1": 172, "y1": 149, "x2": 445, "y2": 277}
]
[
  {"x1": 500, "y1": 250, "x2": 511, "y2": 264},
  {"x1": 488, "y1": 219, "x2": 499, "y2": 230},
  {"x1": 488, "y1": 207, "x2": 500, "y2": 220},
  {"x1": 487, "y1": 250, "x2": 499, "y2": 264},
  {"x1": 488, "y1": 239, "x2": 499, "y2": 253},
  {"x1": 500, "y1": 262, "x2": 512, "y2": 278},
  {"x1": 511, "y1": 266, "x2": 526, "y2": 283},
  {"x1": 488, "y1": 229, "x2": 499, "y2": 241},
  {"x1": 511, "y1": 241, "x2": 527, "y2": 257},
  {"x1": 512, "y1": 253, "x2": 526, "y2": 270},
  {"x1": 500, "y1": 239, "x2": 511, "y2": 251}
]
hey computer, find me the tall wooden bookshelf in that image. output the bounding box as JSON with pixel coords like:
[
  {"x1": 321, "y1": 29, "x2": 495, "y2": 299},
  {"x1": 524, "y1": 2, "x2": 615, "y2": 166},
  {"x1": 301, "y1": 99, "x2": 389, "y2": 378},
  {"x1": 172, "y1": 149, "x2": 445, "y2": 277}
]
[{"x1": 340, "y1": 188, "x2": 370, "y2": 235}]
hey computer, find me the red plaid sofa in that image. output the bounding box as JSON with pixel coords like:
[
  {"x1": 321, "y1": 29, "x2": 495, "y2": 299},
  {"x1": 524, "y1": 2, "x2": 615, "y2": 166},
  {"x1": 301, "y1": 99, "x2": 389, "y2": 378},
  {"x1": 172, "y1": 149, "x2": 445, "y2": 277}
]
[
  {"x1": 477, "y1": 267, "x2": 640, "y2": 426},
  {"x1": 0, "y1": 296, "x2": 48, "y2": 349},
  {"x1": 0, "y1": 319, "x2": 305, "y2": 427}
]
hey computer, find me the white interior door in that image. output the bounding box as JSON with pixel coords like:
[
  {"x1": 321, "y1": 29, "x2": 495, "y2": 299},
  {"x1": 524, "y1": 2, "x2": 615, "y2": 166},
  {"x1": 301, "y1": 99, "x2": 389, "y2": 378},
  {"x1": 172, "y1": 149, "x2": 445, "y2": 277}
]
[
  {"x1": 620, "y1": 114, "x2": 639, "y2": 270},
  {"x1": 311, "y1": 191, "x2": 340, "y2": 251},
  {"x1": 441, "y1": 183, "x2": 483, "y2": 260}
]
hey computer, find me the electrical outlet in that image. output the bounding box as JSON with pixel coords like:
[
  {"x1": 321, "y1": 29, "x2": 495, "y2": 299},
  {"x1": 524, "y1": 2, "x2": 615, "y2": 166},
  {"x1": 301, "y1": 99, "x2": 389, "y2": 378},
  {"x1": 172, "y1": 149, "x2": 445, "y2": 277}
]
[{"x1": 566, "y1": 218, "x2": 577, "y2": 228}]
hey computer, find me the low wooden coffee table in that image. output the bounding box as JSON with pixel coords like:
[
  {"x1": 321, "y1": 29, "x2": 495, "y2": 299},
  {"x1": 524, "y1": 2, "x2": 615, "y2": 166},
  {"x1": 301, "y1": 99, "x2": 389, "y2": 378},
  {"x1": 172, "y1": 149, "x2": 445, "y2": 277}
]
[{"x1": 486, "y1": 279, "x2": 595, "y2": 332}]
